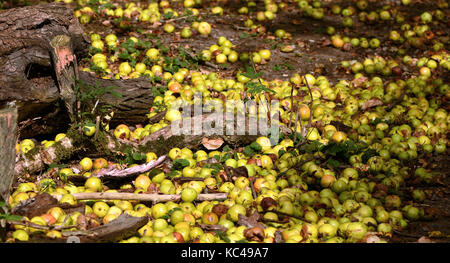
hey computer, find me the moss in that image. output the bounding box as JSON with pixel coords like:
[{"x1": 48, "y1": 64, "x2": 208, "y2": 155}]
[
  {"x1": 52, "y1": 140, "x2": 75, "y2": 163},
  {"x1": 24, "y1": 146, "x2": 40, "y2": 161}
]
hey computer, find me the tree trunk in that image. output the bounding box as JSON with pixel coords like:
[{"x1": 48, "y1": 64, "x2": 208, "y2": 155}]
[
  {"x1": 0, "y1": 106, "x2": 18, "y2": 241},
  {"x1": 0, "y1": 3, "x2": 156, "y2": 139},
  {"x1": 0, "y1": 106, "x2": 18, "y2": 203}
]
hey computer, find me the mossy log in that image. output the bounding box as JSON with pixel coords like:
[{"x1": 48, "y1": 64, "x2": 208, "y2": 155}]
[{"x1": 14, "y1": 112, "x2": 288, "y2": 177}]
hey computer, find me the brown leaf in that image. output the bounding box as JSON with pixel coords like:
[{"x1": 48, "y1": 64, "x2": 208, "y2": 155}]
[
  {"x1": 197, "y1": 223, "x2": 227, "y2": 233},
  {"x1": 201, "y1": 137, "x2": 224, "y2": 150},
  {"x1": 417, "y1": 236, "x2": 434, "y2": 243},
  {"x1": 362, "y1": 232, "x2": 381, "y2": 243},
  {"x1": 11, "y1": 193, "x2": 58, "y2": 218},
  {"x1": 77, "y1": 214, "x2": 89, "y2": 231},
  {"x1": 260, "y1": 197, "x2": 278, "y2": 211},
  {"x1": 238, "y1": 211, "x2": 266, "y2": 229},
  {"x1": 352, "y1": 76, "x2": 369, "y2": 87},
  {"x1": 212, "y1": 204, "x2": 228, "y2": 218},
  {"x1": 362, "y1": 98, "x2": 384, "y2": 110},
  {"x1": 244, "y1": 226, "x2": 265, "y2": 242},
  {"x1": 274, "y1": 230, "x2": 284, "y2": 243},
  {"x1": 146, "y1": 183, "x2": 159, "y2": 194}
]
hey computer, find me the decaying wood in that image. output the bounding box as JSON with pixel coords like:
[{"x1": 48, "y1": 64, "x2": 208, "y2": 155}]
[
  {"x1": 0, "y1": 3, "x2": 88, "y2": 133},
  {"x1": 14, "y1": 136, "x2": 73, "y2": 177},
  {"x1": 11, "y1": 192, "x2": 85, "y2": 219},
  {"x1": 14, "y1": 111, "x2": 289, "y2": 177},
  {"x1": 55, "y1": 192, "x2": 228, "y2": 203},
  {"x1": 63, "y1": 213, "x2": 148, "y2": 243},
  {"x1": 49, "y1": 34, "x2": 78, "y2": 122},
  {"x1": 0, "y1": 3, "x2": 157, "y2": 138},
  {"x1": 26, "y1": 213, "x2": 148, "y2": 243},
  {"x1": 67, "y1": 155, "x2": 167, "y2": 183},
  {"x1": 0, "y1": 106, "x2": 18, "y2": 204}
]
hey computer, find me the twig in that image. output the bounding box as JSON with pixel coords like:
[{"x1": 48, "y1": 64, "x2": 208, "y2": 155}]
[
  {"x1": 197, "y1": 223, "x2": 228, "y2": 232},
  {"x1": 393, "y1": 229, "x2": 423, "y2": 239},
  {"x1": 295, "y1": 76, "x2": 314, "y2": 148},
  {"x1": 7, "y1": 220, "x2": 77, "y2": 231},
  {"x1": 69, "y1": 156, "x2": 166, "y2": 182},
  {"x1": 162, "y1": 13, "x2": 199, "y2": 23},
  {"x1": 249, "y1": 177, "x2": 258, "y2": 200},
  {"x1": 288, "y1": 85, "x2": 295, "y2": 131},
  {"x1": 94, "y1": 115, "x2": 100, "y2": 141},
  {"x1": 54, "y1": 192, "x2": 228, "y2": 203},
  {"x1": 182, "y1": 47, "x2": 219, "y2": 70}
]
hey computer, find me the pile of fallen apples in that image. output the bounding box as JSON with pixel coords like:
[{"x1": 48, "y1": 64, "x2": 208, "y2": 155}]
[{"x1": 5, "y1": 0, "x2": 449, "y2": 243}]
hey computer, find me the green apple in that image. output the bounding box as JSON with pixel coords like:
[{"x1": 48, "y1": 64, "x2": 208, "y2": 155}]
[
  {"x1": 181, "y1": 187, "x2": 198, "y2": 203},
  {"x1": 85, "y1": 177, "x2": 103, "y2": 192},
  {"x1": 197, "y1": 22, "x2": 211, "y2": 35},
  {"x1": 20, "y1": 139, "x2": 35, "y2": 154},
  {"x1": 80, "y1": 157, "x2": 93, "y2": 171},
  {"x1": 93, "y1": 201, "x2": 109, "y2": 218}
]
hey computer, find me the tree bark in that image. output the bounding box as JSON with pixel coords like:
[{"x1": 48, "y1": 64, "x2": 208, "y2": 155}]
[
  {"x1": 0, "y1": 3, "x2": 156, "y2": 138},
  {"x1": 0, "y1": 106, "x2": 18, "y2": 203},
  {"x1": 0, "y1": 3, "x2": 88, "y2": 138},
  {"x1": 0, "y1": 106, "x2": 18, "y2": 241}
]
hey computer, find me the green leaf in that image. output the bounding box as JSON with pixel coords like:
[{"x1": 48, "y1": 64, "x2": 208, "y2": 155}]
[
  {"x1": 243, "y1": 146, "x2": 255, "y2": 157},
  {"x1": 220, "y1": 153, "x2": 233, "y2": 162},
  {"x1": 239, "y1": 32, "x2": 250, "y2": 39},
  {"x1": 132, "y1": 152, "x2": 145, "y2": 161},
  {"x1": 250, "y1": 141, "x2": 262, "y2": 152},
  {"x1": 163, "y1": 11, "x2": 174, "y2": 20},
  {"x1": 0, "y1": 201, "x2": 6, "y2": 207},
  {"x1": 327, "y1": 159, "x2": 340, "y2": 169},
  {"x1": 109, "y1": 90, "x2": 123, "y2": 99},
  {"x1": 172, "y1": 159, "x2": 190, "y2": 170},
  {"x1": 4, "y1": 214, "x2": 23, "y2": 221},
  {"x1": 222, "y1": 145, "x2": 232, "y2": 152},
  {"x1": 272, "y1": 64, "x2": 282, "y2": 71},
  {"x1": 168, "y1": 207, "x2": 182, "y2": 216},
  {"x1": 362, "y1": 148, "x2": 379, "y2": 164},
  {"x1": 214, "y1": 230, "x2": 231, "y2": 243}
]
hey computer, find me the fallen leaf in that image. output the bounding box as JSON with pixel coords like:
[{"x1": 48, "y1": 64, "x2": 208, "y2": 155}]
[
  {"x1": 201, "y1": 137, "x2": 224, "y2": 150},
  {"x1": 238, "y1": 211, "x2": 266, "y2": 229},
  {"x1": 212, "y1": 204, "x2": 228, "y2": 217},
  {"x1": 260, "y1": 197, "x2": 278, "y2": 211},
  {"x1": 274, "y1": 230, "x2": 284, "y2": 243},
  {"x1": 417, "y1": 236, "x2": 434, "y2": 243},
  {"x1": 362, "y1": 232, "x2": 381, "y2": 243},
  {"x1": 244, "y1": 226, "x2": 265, "y2": 242}
]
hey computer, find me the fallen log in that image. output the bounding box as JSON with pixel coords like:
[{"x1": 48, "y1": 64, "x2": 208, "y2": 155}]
[
  {"x1": 0, "y1": 3, "x2": 88, "y2": 138},
  {"x1": 14, "y1": 111, "x2": 289, "y2": 177},
  {"x1": 11, "y1": 192, "x2": 85, "y2": 219},
  {"x1": 25, "y1": 213, "x2": 148, "y2": 243},
  {"x1": 67, "y1": 155, "x2": 167, "y2": 183}
]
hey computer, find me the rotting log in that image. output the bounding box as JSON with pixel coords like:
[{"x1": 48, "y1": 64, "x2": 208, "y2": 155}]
[
  {"x1": 0, "y1": 3, "x2": 88, "y2": 139},
  {"x1": 14, "y1": 112, "x2": 289, "y2": 177},
  {"x1": 0, "y1": 3, "x2": 157, "y2": 139},
  {"x1": 24, "y1": 213, "x2": 149, "y2": 243}
]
